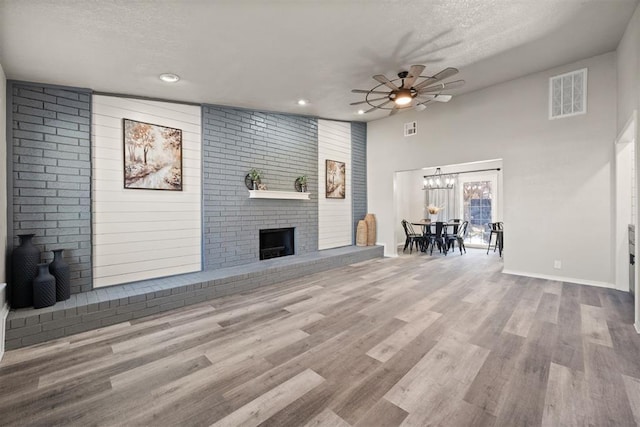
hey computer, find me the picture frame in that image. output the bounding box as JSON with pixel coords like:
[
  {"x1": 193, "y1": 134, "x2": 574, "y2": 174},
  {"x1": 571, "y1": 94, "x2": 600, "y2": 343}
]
[
  {"x1": 123, "y1": 118, "x2": 183, "y2": 191},
  {"x1": 325, "y1": 159, "x2": 346, "y2": 199}
]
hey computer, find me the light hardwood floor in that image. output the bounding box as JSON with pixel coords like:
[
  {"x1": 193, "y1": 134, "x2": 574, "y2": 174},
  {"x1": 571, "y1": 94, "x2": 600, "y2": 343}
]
[{"x1": 1, "y1": 248, "x2": 640, "y2": 426}]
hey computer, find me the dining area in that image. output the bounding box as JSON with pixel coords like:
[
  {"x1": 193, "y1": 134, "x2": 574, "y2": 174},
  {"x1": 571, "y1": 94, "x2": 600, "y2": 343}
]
[
  {"x1": 394, "y1": 160, "x2": 504, "y2": 259},
  {"x1": 401, "y1": 218, "x2": 503, "y2": 257}
]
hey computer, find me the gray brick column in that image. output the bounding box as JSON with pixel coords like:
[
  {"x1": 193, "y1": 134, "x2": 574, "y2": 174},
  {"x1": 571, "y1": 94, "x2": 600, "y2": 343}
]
[
  {"x1": 351, "y1": 122, "x2": 367, "y2": 243},
  {"x1": 9, "y1": 82, "x2": 92, "y2": 294}
]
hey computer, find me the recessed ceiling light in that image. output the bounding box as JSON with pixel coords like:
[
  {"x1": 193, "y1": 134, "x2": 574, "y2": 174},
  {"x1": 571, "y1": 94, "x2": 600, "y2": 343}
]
[
  {"x1": 357, "y1": 110, "x2": 365, "y2": 115},
  {"x1": 297, "y1": 99, "x2": 308, "y2": 106},
  {"x1": 159, "y1": 73, "x2": 180, "y2": 83}
]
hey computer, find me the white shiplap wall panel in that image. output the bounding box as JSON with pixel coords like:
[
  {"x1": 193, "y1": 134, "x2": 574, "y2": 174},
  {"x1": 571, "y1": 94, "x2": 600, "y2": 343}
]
[
  {"x1": 318, "y1": 120, "x2": 352, "y2": 250},
  {"x1": 92, "y1": 95, "x2": 202, "y2": 288}
]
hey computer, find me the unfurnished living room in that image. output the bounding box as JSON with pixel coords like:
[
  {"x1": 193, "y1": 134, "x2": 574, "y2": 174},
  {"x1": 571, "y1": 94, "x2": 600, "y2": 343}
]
[{"x1": 1, "y1": 0, "x2": 640, "y2": 426}]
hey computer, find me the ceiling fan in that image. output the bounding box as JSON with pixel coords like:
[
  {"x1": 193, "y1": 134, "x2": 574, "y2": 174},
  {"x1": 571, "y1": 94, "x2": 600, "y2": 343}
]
[{"x1": 351, "y1": 65, "x2": 465, "y2": 115}]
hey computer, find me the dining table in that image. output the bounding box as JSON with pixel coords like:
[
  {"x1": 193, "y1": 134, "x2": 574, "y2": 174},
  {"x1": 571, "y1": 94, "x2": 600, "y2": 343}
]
[{"x1": 411, "y1": 220, "x2": 459, "y2": 254}]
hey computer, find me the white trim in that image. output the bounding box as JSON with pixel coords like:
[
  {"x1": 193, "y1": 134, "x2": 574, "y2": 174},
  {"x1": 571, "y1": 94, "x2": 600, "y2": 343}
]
[
  {"x1": 548, "y1": 68, "x2": 587, "y2": 120},
  {"x1": 502, "y1": 269, "x2": 618, "y2": 290},
  {"x1": 635, "y1": 322, "x2": 640, "y2": 334},
  {"x1": 248, "y1": 190, "x2": 311, "y2": 200}
]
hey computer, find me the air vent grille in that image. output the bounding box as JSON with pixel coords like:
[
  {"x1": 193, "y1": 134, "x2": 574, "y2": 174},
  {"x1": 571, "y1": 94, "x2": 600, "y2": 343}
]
[
  {"x1": 404, "y1": 121, "x2": 417, "y2": 137},
  {"x1": 549, "y1": 68, "x2": 587, "y2": 119}
]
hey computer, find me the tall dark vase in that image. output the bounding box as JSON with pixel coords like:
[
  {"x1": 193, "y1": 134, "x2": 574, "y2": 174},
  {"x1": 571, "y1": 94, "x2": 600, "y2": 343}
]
[
  {"x1": 33, "y1": 263, "x2": 56, "y2": 309},
  {"x1": 11, "y1": 233, "x2": 40, "y2": 308},
  {"x1": 49, "y1": 249, "x2": 70, "y2": 301}
]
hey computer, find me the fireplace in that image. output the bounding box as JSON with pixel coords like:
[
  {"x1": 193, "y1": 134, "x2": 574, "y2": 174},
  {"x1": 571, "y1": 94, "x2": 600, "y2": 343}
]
[{"x1": 259, "y1": 228, "x2": 295, "y2": 260}]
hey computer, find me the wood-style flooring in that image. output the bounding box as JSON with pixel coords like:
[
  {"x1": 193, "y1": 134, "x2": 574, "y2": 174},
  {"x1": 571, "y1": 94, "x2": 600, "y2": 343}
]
[{"x1": 1, "y1": 248, "x2": 640, "y2": 426}]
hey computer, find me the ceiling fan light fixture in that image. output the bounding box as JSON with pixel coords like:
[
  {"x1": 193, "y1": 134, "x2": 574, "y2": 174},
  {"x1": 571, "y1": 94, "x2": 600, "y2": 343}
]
[{"x1": 394, "y1": 89, "x2": 413, "y2": 106}]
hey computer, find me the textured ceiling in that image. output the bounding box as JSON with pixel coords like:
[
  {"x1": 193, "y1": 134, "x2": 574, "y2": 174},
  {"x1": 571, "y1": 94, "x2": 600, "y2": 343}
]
[{"x1": 0, "y1": 0, "x2": 637, "y2": 122}]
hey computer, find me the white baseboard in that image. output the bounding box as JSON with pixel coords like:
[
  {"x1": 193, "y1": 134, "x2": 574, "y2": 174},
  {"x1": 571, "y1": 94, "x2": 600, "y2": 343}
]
[
  {"x1": 501, "y1": 269, "x2": 618, "y2": 291},
  {"x1": 635, "y1": 323, "x2": 640, "y2": 334},
  {"x1": 0, "y1": 283, "x2": 7, "y2": 362}
]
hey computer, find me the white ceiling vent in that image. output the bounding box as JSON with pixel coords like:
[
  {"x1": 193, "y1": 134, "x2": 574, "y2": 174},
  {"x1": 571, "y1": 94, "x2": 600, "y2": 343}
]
[
  {"x1": 404, "y1": 121, "x2": 417, "y2": 137},
  {"x1": 549, "y1": 68, "x2": 587, "y2": 119}
]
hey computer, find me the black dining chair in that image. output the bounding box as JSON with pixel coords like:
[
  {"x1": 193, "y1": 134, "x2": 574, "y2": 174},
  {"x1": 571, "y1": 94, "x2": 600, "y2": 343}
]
[
  {"x1": 401, "y1": 220, "x2": 425, "y2": 254},
  {"x1": 487, "y1": 222, "x2": 504, "y2": 257},
  {"x1": 447, "y1": 220, "x2": 469, "y2": 255},
  {"x1": 426, "y1": 221, "x2": 447, "y2": 255}
]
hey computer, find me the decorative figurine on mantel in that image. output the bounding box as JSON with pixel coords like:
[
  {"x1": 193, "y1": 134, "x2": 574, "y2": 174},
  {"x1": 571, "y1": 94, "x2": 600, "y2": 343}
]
[
  {"x1": 248, "y1": 169, "x2": 262, "y2": 190},
  {"x1": 295, "y1": 175, "x2": 308, "y2": 192}
]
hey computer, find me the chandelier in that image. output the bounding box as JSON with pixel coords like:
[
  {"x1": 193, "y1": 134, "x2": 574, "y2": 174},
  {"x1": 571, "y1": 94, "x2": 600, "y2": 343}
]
[{"x1": 423, "y1": 168, "x2": 455, "y2": 190}]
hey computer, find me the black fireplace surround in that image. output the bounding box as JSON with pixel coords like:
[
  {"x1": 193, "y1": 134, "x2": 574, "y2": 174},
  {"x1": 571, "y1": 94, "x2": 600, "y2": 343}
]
[{"x1": 259, "y1": 228, "x2": 295, "y2": 260}]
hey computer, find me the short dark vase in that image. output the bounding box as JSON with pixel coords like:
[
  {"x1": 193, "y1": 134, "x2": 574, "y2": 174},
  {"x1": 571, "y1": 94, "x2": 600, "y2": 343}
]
[
  {"x1": 49, "y1": 249, "x2": 70, "y2": 301},
  {"x1": 11, "y1": 233, "x2": 40, "y2": 308},
  {"x1": 33, "y1": 263, "x2": 56, "y2": 309}
]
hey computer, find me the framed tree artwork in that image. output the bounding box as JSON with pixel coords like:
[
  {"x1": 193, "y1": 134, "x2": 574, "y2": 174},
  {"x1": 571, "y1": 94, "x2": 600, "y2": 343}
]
[
  {"x1": 123, "y1": 118, "x2": 183, "y2": 190},
  {"x1": 325, "y1": 159, "x2": 346, "y2": 199}
]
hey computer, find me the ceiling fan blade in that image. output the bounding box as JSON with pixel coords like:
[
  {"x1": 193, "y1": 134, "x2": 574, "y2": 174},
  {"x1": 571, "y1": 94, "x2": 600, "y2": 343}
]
[
  {"x1": 351, "y1": 89, "x2": 390, "y2": 94},
  {"x1": 417, "y1": 94, "x2": 453, "y2": 103},
  {"x1": 414, "y1": 67, "x2": 459, "y2": 90},
  {"x1": 373, "y1": 74, "x2": 399, "y2": 91},
  {"x1": 403, "y1": 65, "x2": 425, "y2": 88},
  {"x1": 418, "y1": 79, "x2": 465, "y2": 93},
  {"x1": 389, "y1": 105, "x2": 399, "y2": 116},
  {"x1": 364, "y1": 99, "x2": 392, "y2": 113},
  {"x1": 350, "y1": 96, "x2": 389, "y2": 106}
]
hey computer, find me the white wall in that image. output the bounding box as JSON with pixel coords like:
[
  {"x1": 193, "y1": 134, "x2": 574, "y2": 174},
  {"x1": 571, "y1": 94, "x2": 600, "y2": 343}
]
[
  {"x1": 92, "y1": 96, "x2": 202, "y2": 287},
  {"x1": 368, "y1": 52, "x2": 617, "y2": 287},
  {"x1": 617, "y1": 3, "x2": 640, "y2": 133},
  {"x1": 395, "y1": 169, "x2": 427, "y2": 247},
  {"x1": 318, "y1": 120, "x2": 352, "y2": 249}
]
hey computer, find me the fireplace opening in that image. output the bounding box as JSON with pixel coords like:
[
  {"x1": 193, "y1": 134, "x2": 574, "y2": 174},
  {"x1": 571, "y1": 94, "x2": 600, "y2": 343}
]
[{"x1": 259, "y1": 228, "x2": 295, "y2": 260}]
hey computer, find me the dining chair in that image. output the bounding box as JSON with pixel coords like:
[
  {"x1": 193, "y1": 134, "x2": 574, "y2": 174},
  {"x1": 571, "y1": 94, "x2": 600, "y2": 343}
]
[
  {"x1": 426, "y1": 221, "x2": 447, "y2": 255},
  {"x1": 401, "y1": 220, "x2": 424, "y2": 254},
  {"x1": 447, "y1": 220, "x2": 468, "y2": 254},
  {"x1": 487, "y1": 222, "x2": 504, "y2": 257}
]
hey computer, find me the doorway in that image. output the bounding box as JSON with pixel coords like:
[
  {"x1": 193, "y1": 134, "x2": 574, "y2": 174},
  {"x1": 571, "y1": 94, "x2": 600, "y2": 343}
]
[{"x1": 614, "y1": 112, "x2": 637, "y2": 328}]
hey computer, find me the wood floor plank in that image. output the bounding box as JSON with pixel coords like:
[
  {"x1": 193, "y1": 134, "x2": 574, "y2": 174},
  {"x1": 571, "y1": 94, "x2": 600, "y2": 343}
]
[
  {"x1": 494, "y1": 320, "x2": 558, "y2": 426},
  {"x1": 622, "y1": 374, "x2": 640, "y2": 426},
  {"x1": 366, "y1": 311, "x2": 441, "y2": 363},
  {"x1": 463, "y1": 331, "x2": 526, "y2": 416},
  {"x1": 2, "y1": 249, "x2": 640, "y2": 426},
  {"x1": 584, "y1": 342, "x2": 636, "y2": 426},
  {"x1": 503, "y1": 284, "x2": 545, "y2": 337},
  {"x1": 210, "y1": 369, "x2": 325, "y2": 427},
  {"x1": 303, "y1": 408, "x2": 351, "y2": 427},
  {"x1": 535, "y1": 292, "x2": 560, "y2": 324},
  {"x1": 354, "y1": 398, "x2": 408, "y2": 427},
  {"x1": 541, "y1": 362, "x2": 590, "y2": 426},
  {"x1": 581, "y1": 304, "x2": 614, "y2": 347},
  {"x1": 384, "y1": 330, "x2": 490, "y2": 413},
  {"x1": 552, "y1": 282, "x2": 585, "y2": 371}
]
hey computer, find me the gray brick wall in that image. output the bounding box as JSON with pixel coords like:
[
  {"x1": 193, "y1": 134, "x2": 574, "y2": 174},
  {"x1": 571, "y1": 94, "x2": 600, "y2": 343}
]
[
  {"x1": 9, "y1": 82, "x2": 92, "y2": 294},
  {"x1": 202, "y1": 106, "x2": 319, "y2": 270},
  {"x1": 351, "y1": 122, "x2": 367, "y2": 243}
]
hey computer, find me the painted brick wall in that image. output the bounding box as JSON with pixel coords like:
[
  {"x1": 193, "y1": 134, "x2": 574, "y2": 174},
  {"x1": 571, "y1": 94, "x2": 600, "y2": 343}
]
[
  {"x1": 202, "y1": 106, "x2": 318, "y2": 270},
  {"x1": 351, "y1": 122, "x2": 367, "y2": 243},
  {"x1": 10, "y1": 82, "x2": 92, "y2": 294}
]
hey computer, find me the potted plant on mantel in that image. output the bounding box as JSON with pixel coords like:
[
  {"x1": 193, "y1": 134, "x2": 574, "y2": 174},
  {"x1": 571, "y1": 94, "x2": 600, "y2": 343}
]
[
  {"x1": 249, "y1": 169, "x2": 262, "y2": 190},
  {"x1": 297, "y1": 175, "x2": 308, "y2": 192}
]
